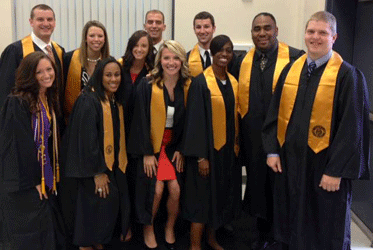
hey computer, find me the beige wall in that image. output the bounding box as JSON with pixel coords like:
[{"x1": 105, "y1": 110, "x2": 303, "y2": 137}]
[
  {"x1": 0, "y1": 0, "x2": 13, "y2": 53},
  {"x1": 0, "y1": 0, "x2": 326, "y2": 54},
  {"x1": 175, "y1": 0, "x2": 326, "y2": 52}
]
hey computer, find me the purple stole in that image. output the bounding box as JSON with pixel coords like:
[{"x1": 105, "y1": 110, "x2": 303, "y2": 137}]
[{"x1": 32, "y1": 101, "x2": 53, "y2": 189}]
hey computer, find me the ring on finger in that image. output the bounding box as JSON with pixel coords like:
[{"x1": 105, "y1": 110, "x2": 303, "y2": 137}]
[{"x1": 98, "y1": 188, "x2": 103, "y2": 193}]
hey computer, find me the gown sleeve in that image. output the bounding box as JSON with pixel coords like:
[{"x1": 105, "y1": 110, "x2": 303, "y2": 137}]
[
  {"x1": 126, "y1": 77, "x2": 154, "y2": 156},
  {"x1": 262, "y1": 64, "x2": 293, "y2": 155},
  {"x1": 0, "y1": 96, "x2": 41, "y2": 192},
  {"x1": 61, "y1": 92, "x2": 107, "y2": 178},
  {"x1": 0, "y1": 43, "x2": 23, "y2": 108},
  {"x1": 289, "y1": 47, "x2": 306, "y2": 62},
  {"x1": 323, "y1": 65, "x2": 370, "y2": 179},
  {"x1": 182, "y1": 74, "x2": 210, "y2": 159},
  {"x1": 63, "y1": 50, "x2": 74, "y2": 86}
]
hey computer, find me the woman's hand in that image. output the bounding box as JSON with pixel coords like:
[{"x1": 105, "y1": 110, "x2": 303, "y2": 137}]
[
  {"x1": 94, "y1": 173, "x2": 110, "y2": 198},
  {"x1": 198, "y1": 158, "x2": 209, "y2": 177},
  {"x1": 35, "y1": 184, "x2": 48, "y2": 200},
  {"x1": 172, "y1": 151, "x2": 184, "y2": 173},
  {"x1": 143, "y1": 155, "x2": 158, "y2": 178}
]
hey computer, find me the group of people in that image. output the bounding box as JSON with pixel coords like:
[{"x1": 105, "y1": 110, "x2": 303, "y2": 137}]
[{"x1": 0, "y1": 3, "x2": 369, "y2": 250}]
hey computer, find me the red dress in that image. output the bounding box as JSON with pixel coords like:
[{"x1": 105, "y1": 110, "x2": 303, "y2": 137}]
[
  {"x1": 156, "y1": 103, "x2": 177, "y2": 181},
  {"x1": 157, "y1": 129, "x2": 176, "y2": 181},
  {"x1": 130, "y1": 73, "x2": 139, "y2": 83}
]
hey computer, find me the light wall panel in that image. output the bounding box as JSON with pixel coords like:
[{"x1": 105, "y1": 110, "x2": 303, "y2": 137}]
[{"x1": 13, "y1": 0, "x2": 173, "y2": 58}]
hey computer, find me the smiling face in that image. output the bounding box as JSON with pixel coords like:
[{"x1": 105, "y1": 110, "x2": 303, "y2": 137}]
[
  {"x1": 29, "y1": 9, "x2": 56, "y2": 43},
  {"x1": 305, "y1": 20, "x2": 337, "y2": 60},
  {"x1": 86, "y1": 26, "x2": 105, "y2": 53},
  {"x1": 194, "y1": 18, "x2": 216, "y2": 49},
  {"x1": 144, "y1": 13, "x2": 166, "y2": 44},
  {"x1": 161, "y1": 48, "x2": 182, "y2": 78},
  {"x1": 36, "y1": 58, "x2": 55, "y2": 93},
  {"x1": 212, "y1": 42, "x2": 233, "y2": 68},
  {"x1": 251, "y1": 15, "x2": 278, "y2": 52},
  {"x1": 132, "y1": 36, "x2": 150, "y2": 61},
  {"x1": 102, "y1": 62, "x2": 121, "y2": 96}
]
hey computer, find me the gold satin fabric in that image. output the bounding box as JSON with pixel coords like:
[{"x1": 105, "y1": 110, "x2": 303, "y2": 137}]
[
  {"x1": 238, "y1": 42, "x2": 290, "y2": 118},
  {"x1": 204, "y1": 66, "x2": 239, "y2": 156},
  {"x1": 21, "y1": 35, "x2": 63, "y2": 64},
  {"x1": 277, "y1": 52, "x2": 343, "y2": 153},
  {"x1": 65, "y1": 49, "x2": 82, "y2": 117},
  {"x1": 188, "y1": 44, "x2": 204, "y2": 77},
  {"x1": 101, "y1": 100, "x2": 128, "y2": 173}
]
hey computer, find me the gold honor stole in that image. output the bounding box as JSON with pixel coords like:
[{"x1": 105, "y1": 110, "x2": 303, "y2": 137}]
[
  {"x1": 277, "y1": 51, "x2": 343, "y2": 153},
  {"x1": 65, "y1": 49, "x2": 82, "y2": 117},
  {"x1": 238, "y1": 42, "x2": 290, "y2": 117},
  {"x1": 188, "y1": 44, "x2": 204, "y2": 77},
  {"x1": 150, "y1": 79, "x2": 191, "y2": 154},
  {"x1": 117, "y1": 57, "x2": 123, "y2": 66},
  {"x1": 204, "y1": 66, "x2": 239, "y2": 156},
  {"x1": 101, "y1": 100, "x2": 128, "y2": 173},
  {"x1": 21, "y1": 35, "x2": 63, "y2": 64}
]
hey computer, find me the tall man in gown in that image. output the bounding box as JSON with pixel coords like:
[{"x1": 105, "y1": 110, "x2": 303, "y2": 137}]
[
  {"x1": 263, "y1": 11, "x2": 370, "y2": 250},
  {"x1": 187, "y1": 11, "x2": 216, "y2": 77},
  {"x1": 0, "y1": 4, "x2": 64, "y2": 108},
  {"x1": 235, "y1": 12, "x2": 304, "y2": 250},
  {"x1": 144, "y1": 9, "x2": 166, "y2": 53}
]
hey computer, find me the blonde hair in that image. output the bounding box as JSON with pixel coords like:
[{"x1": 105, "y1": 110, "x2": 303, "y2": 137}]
[
  {"x1": 149, "y1": 40, "x2": 190, "y2": 87},
  {"x1": 306, "y1": 11, "x2": 337, "y2": 35}
]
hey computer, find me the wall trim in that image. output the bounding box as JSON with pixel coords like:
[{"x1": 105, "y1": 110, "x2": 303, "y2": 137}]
[{"x1": 352, "y1": 211, "x2": 373, "y2": 247}]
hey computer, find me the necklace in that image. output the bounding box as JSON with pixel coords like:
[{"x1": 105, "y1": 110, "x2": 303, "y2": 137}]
[
  {"x1": 87, "y1": 57, "x2": 101, "y2": 63},
  {"x1": 110, "y1": 94, "x2": 116, "y2": 104}
]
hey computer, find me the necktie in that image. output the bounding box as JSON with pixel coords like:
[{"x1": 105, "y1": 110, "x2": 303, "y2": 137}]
[
  {"x1": 260, "y1": 53, "x2": 267, "y2": 71},
  {"x1": 45, "y1": 45, "x2": 55, "y2": 63},
  {"x1": 307, "y1": 61, "x2": 316, "y2": 77},
  {"x1": 204, "y1": 50, "x2": 211, "y2": 68}
]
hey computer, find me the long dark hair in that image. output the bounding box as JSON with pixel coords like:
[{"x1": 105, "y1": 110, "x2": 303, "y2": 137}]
[
  {"x1": 121, "y1": 30, "x2": 154, "y2": 71},
  {"x1": 12, "y1": 51, "x2": 60, "y2": 116},
  {"x1": 87, "y1": 57, "x2": 125, "y2": 104}
]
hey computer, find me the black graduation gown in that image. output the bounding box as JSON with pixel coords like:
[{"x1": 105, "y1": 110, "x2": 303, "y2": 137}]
[
  {"x1": 122, "y1": 66, "x2": 149, "y2": 141},
  {"x1": 127, "y1": 77, "x2": 186, "y2": 225},
  {"x1": 236, "y1": 46, "x2": 304, "y2": 220},
  {"x1": 61, "y1": 91, "x2": 130, "y2": 246},
  {"x1": 262, "y1": 60, "x2": 370, "y2": 250},
  {"x1": 0, "y1": 96, "x2": 66, "y2": 250},
  {"x1": 0, "y1": 39, "x2": 64, "y2": 109},
  {"x1": 121, "y1": 66, "x2": 149, "y2": 225},
  {"x1": 182, "y1": 73, "x2": 241, "y2": 229}
]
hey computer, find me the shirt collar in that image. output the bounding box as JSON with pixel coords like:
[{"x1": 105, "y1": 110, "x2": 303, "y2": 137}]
[
  {"x1": 153, "y1": 40, "x2": 164, "y2": 52},
  {"x1": 198, "y1": 45, "x2": 211, "y2": 58},
  {"x1": 255, "y1": 40, "x2": 278, "y2": 59},
  {"x1": 307, "y1": 50, "x2": 332, "y2": 69},
  {"x1": 31, "y1": 32, "x2": 52, "y2": 54}
]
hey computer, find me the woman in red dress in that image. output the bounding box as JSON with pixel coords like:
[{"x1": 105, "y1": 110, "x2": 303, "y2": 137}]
[{"x1": 127, "y1": 40, "x2": 190, "y2": 249}]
